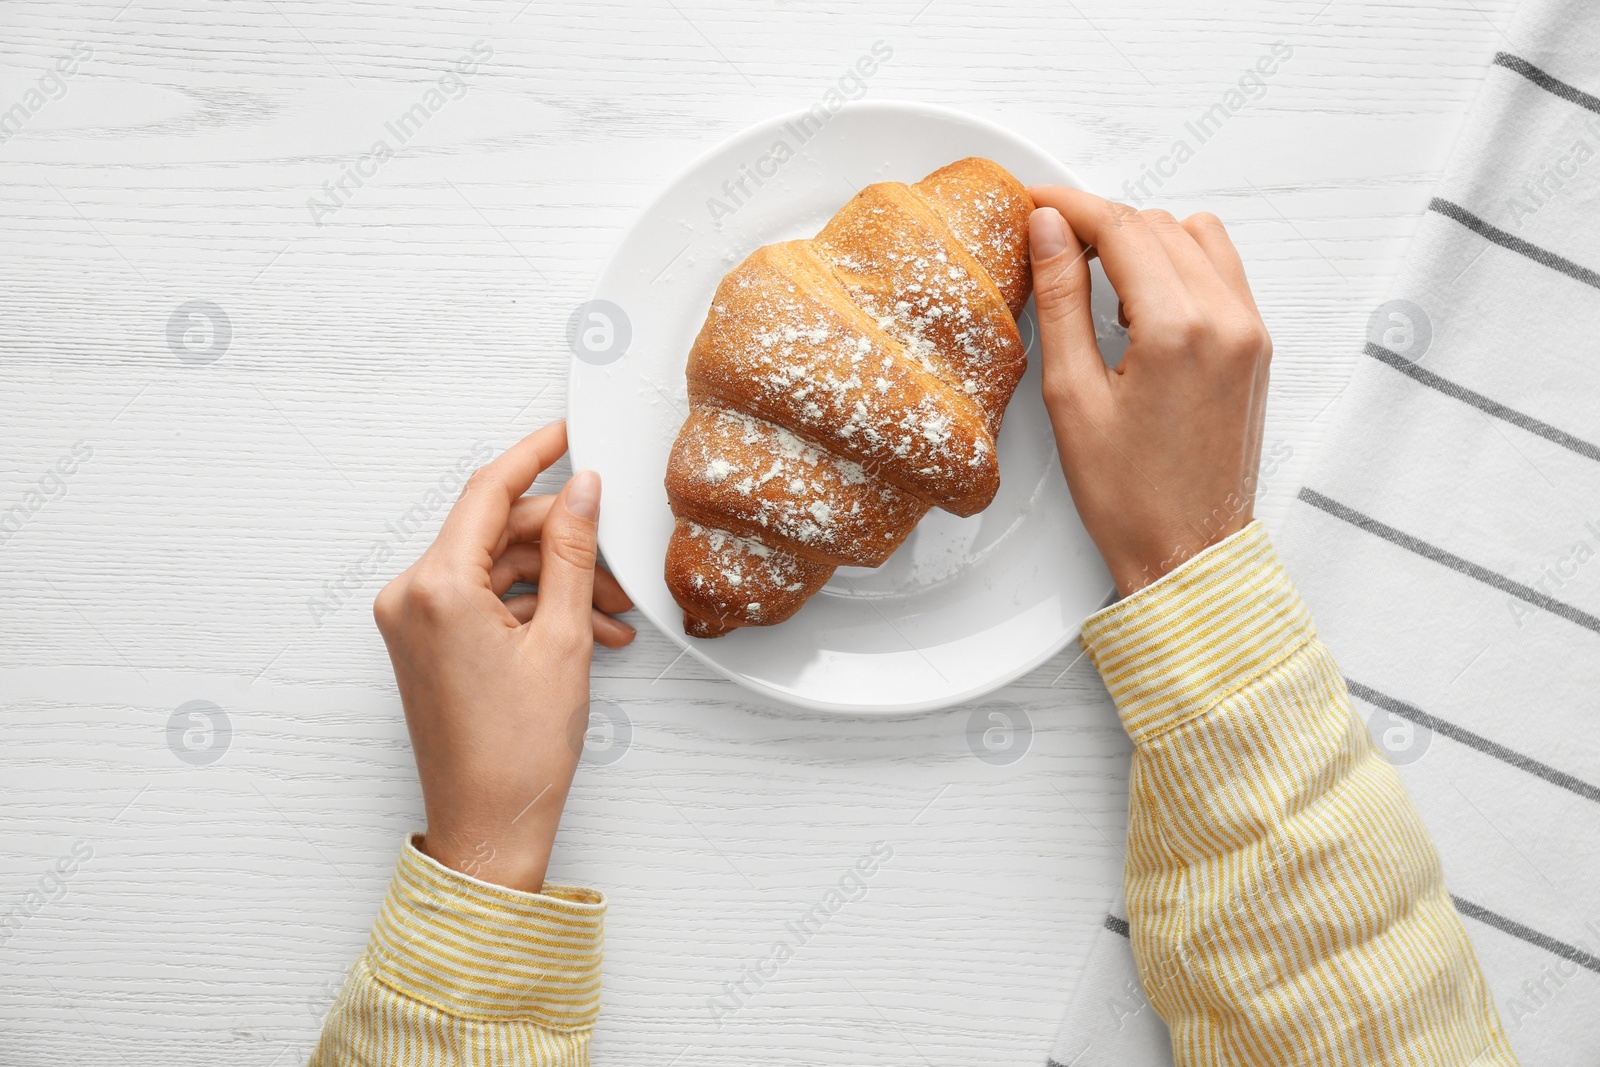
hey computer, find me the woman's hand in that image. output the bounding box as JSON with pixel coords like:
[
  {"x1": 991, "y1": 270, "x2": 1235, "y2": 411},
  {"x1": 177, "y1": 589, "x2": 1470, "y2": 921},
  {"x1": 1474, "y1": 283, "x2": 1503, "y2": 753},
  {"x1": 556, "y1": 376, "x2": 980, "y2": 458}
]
[
  {"x1": 373, "y1": 421, "x2": 635, "y2": 891},
  {"x1": 1026, "y1": 187, "x2": 1272, "y2": 597}
]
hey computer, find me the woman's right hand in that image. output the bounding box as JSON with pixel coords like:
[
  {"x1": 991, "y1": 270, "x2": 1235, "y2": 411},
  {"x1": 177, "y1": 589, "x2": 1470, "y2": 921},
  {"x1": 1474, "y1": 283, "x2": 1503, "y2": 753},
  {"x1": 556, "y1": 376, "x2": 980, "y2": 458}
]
[{"x1": 1025, "y1": 188, "x2": 1273, "y2": 597}]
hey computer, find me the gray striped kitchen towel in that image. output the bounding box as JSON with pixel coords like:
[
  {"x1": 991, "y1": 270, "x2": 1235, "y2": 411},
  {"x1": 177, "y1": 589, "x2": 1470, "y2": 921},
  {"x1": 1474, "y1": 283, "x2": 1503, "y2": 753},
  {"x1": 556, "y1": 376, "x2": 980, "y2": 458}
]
[{"x1": 1049, "y1": 2, "x2": 1600, "y2": 1064}]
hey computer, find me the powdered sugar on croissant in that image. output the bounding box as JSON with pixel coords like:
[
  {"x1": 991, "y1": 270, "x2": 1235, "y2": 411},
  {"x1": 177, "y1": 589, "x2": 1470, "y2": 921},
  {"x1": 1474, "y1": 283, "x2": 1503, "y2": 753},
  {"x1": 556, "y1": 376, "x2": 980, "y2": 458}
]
[{"x1": 664, "y1": 157, "x2": 1034, "y2": 638}]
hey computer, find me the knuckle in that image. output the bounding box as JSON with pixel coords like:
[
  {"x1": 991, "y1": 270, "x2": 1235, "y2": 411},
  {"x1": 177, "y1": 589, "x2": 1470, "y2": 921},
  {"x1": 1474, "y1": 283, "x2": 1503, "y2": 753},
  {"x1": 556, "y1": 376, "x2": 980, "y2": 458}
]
[
  {"x1": 548, "y1": 524, "x2": 598, "y2": 571},
  {"x1": 539, "y1": 618, "x2": 592, "y2": 657},
  {"x1": 372, "y1": 581, "x2": 402, "y2": 629},
  {"x1": 401, "y1": 564, "x2": 460, "y2": 618},
  {"x1": 1159, "y1": 304, "x2": 1211, "y2": 349},
  {"x1": 1221, "y1": 318, "x2": 1271, "y2": 360},
  {"x1": 1139, "y1": 208, "x2": 1178, "y2": 228},
  {"x1": 1030, "y1": 262, "x2": 1088, "y2": 314},
  {"x1": 461, "y1": 466, "x2": 501, "y2": 498},
  {"x1": 1041, "y1": 368, "x2": 1075, "y2": 409},
  {"x1": 1185, "y1": 211, "x2": 1226, "y2": 234},
  {"x1": 1178, "y1": 321, "x2": 1211, "y2": 350},
  {"x1": 1103, "y1": 201, "x2": 1140, "y2": 230}
]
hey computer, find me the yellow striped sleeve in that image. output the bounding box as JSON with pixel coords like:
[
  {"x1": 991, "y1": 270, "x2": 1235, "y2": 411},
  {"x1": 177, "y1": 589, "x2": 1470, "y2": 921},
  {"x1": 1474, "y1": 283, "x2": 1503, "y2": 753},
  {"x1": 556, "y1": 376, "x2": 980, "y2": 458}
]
[
  {"x1": 307, "y1": 835, "x2": 604, "y2": 1066},
  {"x1": 1082, "y1": 521, "x2": 1519, "y2": 1067}
]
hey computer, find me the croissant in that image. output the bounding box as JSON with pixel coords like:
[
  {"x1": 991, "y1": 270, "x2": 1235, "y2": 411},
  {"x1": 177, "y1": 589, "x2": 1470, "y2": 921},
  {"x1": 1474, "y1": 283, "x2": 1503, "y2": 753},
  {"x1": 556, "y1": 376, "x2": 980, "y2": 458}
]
[{"x1": 664, "y1": 157, "x2": 1035, "y2": 638}]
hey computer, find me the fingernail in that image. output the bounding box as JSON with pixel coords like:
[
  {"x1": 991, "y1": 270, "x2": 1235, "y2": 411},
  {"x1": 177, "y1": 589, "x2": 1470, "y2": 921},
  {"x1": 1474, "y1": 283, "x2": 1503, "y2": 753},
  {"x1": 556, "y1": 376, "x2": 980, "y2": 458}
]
[
  {"x1": 1029, "y1": 207, "x2": 1068, "y2": 260},
  {"x1": 567, "y1": 470, "x2": 600, "y2": 521}
]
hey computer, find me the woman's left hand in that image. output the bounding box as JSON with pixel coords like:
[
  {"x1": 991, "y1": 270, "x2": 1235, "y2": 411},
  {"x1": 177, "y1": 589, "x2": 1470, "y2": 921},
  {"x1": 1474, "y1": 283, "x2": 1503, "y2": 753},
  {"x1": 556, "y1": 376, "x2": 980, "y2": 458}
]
[{"x1": 373, "y1": 420, "x2": 634, "y2": 892}]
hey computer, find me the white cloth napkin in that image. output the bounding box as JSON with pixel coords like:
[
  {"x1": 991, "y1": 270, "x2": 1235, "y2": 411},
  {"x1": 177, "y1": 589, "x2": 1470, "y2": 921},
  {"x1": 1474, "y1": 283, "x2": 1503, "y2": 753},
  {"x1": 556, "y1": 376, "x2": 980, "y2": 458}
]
[{"x1": 1048, "y1": 2, "x2": 1600, "y2": 1063}]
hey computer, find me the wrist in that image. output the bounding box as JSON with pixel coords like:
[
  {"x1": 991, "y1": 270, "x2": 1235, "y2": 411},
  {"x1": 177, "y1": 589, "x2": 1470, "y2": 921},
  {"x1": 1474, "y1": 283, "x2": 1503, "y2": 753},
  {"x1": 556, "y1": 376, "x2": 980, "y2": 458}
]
[
  {"x1": 419, "y1": 831, "x2": 556, "y2": 895},
  {"x1": 412, "y1": 746, "x2": 579, "y2": 892},
  {"x1": 1101, "y1": 516, "x2": 1253, "y2": 597},
  {"x1": 418, "y1": 814, "x2": 562, "y2": 893},
  {"x1": 1104, "y1": 540, "x2": 1210, "y2": 599}
]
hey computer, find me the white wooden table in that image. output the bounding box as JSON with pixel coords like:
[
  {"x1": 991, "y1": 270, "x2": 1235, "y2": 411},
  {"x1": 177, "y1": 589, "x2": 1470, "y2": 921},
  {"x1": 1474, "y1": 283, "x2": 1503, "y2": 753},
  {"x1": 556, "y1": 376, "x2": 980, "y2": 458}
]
[{"x1": 0, "y1": 1, "x2": 1517, "y2": 1062}]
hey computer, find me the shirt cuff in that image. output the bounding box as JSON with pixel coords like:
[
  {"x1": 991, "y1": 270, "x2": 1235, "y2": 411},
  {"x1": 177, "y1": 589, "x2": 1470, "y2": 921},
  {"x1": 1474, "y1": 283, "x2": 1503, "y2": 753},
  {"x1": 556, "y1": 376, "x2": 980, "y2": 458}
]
[
  {"x1": 362, "y1": 834, "x2": 605, "y2": 1029},
  {"x1": 1080, "y1": 520, "x2": 1316, "y2": 746}
]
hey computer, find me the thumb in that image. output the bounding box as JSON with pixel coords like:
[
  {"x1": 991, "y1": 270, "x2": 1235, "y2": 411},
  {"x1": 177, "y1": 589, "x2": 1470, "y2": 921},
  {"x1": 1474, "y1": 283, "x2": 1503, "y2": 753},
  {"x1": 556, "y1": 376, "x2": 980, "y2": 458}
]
[
  {"x1": 534, "y1": 470, "x2": 600, "y2": 640},
  {"x1": 1029, "y1": 206, "x2": 1108, "y2": 402}
]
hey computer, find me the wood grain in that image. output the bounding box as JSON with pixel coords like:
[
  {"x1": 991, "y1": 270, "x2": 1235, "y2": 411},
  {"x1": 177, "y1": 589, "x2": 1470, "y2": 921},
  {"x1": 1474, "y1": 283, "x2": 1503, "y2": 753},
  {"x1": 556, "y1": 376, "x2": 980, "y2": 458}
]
[{"x1": 0, "y1": 0, "x2": 1517, "y2": 1062}]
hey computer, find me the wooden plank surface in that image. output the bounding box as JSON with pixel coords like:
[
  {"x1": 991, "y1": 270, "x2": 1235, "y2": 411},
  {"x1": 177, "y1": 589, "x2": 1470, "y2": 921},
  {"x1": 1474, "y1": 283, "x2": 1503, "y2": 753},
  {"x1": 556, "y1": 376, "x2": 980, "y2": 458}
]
[{"x1": 0, "y1": 0, "x2": 1516, "y2": 1062}]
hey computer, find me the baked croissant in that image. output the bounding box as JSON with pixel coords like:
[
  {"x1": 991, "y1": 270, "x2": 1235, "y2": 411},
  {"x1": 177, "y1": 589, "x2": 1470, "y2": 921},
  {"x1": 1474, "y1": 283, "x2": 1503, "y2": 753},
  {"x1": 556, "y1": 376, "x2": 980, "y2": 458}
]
[{"x1": 664, "y1": 157, "x2": 1035, "y2": 638}]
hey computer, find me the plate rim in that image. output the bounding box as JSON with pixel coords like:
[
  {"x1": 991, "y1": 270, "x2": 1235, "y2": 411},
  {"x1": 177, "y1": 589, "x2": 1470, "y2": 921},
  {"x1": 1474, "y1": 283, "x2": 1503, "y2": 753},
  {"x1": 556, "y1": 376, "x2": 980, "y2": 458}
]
[{"x1": 568, "y1": 100, "x2": 1094, "y2": 716}]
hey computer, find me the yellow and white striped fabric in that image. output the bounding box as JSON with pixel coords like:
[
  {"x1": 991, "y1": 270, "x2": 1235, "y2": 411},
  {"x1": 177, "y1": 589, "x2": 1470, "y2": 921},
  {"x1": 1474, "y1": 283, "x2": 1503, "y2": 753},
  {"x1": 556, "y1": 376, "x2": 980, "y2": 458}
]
[
  {"x1": 1080, "y1": 522, "x2": 1518, "y2": 1066},
  {"x1": 308, "y1": 835, "x2": 604, "y2": 1066},
  {"x1": 310, "y1": 523, "x2": 1520, "y2": 1066}
]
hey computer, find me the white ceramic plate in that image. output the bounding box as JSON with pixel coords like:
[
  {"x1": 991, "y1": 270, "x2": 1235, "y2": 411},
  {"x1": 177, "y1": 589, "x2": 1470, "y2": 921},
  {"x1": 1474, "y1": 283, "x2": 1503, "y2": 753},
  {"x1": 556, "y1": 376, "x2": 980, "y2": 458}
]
[{"x1": 568, "y1": 102, "x2": 1124, "y2": 714}]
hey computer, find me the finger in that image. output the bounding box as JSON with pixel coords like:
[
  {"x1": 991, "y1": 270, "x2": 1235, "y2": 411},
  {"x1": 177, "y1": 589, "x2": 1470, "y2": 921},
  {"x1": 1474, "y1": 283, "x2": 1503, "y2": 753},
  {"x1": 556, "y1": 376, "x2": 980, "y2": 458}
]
[
  {"x1": 1026, "y1": 186, "x2": 1186, "y2": 321},
  {"x1": 504, "y1": 594, "x2": 636, "y2": 648},
  {"x1": 491, "y1": 541, "x2": 633, "y2": 613},
  {"x1": 1138, "y1": 209, "x2": 1227, "y2": 293},
  {"x1": 504, "y1": 591, "x2": 538, "y2": 623},
  {"x1": 531, "y1": 470, "x2": 601, "y2": 640},
  {"x1": 1176, "y1": 211, "x2": 1270, "y2": 480},
  {"x1": 506, "y1": 494, "x2": 557, "y2": 544},
  {"x1": 1028, "y1": 207, "x2": 1110, "y2": 401},
  {"x1": 492, "y1": 542, "x2": 544, "y2": 597},
  {"x1": 434, "y1": 421, "x2": 569, "y2": 564},
  {"x1": 592, "y1": 566, "x2": 633, "y2": 615},
  {"x1": 1180, "y1": 212, "x2": 1260, "y2": 313},
  {"x1": 592, "y1": 608, "x2": 636, "y2": 648},
  {"x1": 492, "y1": 493, "x2": 558, "y2": 560}
]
